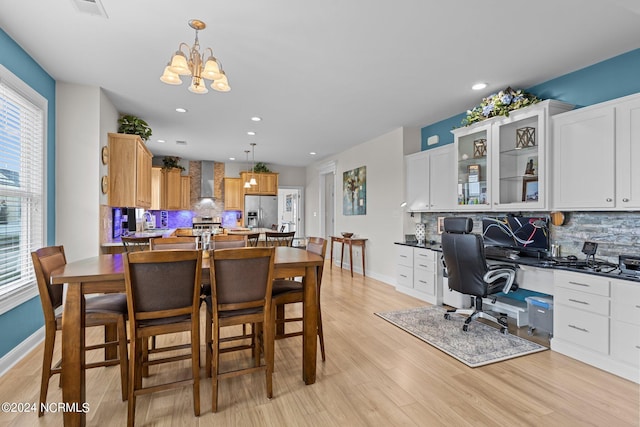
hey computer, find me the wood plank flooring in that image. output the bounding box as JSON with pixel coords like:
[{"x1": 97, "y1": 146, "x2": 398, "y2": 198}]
[{"x1": 0, "y1": 260, "x2": 638, "y2": 426}]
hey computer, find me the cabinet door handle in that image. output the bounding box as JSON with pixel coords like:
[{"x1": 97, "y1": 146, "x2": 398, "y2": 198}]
[
  {"x1": 418, "y1": 264, "x2": 429, "y2": 268},
  {"x1": 568, "y1": 298, "x2": 589, "y2": 305},
  {"x1": 606, "y1": 198, "x2": 613, "y2": 202},
  {"x1": 568, "y1": 324, "x2": 589, "y2": 333},
  {"x1": 399, "y1": 274, "x2": 407, "y2": 278},
  {"x1": 568, "y1": 281, "x2": 590, "y2": 287},
  {"x1": 635, "y1": 305, "x2": 640, "y2": 309},
  {"x1": 636, "y1": 345, "x2": 640, "y2": 349},
  {"x1": 494, "y1": 202, "x2": 498, "y2": 205},
  {"x1": 622, "y1": 198, "x2": 630, "y2": 202},
  {"x1": 418, "y1": 280, "x2": 427, "y2": 284},
  {"x1": 399, "y1": 255, "x2": 407, "y2": 258}
]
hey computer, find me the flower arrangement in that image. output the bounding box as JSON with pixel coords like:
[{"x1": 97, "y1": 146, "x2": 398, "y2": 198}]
[{"x1": 461, "y1": 87, "x2": 541, "y2": 127}]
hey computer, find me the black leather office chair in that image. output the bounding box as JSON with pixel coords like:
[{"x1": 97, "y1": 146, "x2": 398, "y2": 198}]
[{"x1": 441, "y1": 217, "x2": 518, "y2": 334}]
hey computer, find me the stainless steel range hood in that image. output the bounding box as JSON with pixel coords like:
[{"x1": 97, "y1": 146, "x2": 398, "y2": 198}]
[{"x1": 200, "y1": 161, "x2": 215, "y2": 198}]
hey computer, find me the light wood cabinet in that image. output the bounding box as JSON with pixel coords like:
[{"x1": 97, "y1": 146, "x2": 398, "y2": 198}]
[
  {"x1": 224, "y1": 177, "x2": 243, "y2": 211},
  {"x1": 180, "y1": 176, "x2": 191, "y2": 210},
  {"x1": 107, "y1": 133, "x2": 153, "y2": 208},
  {"x1": 552, "y1": 92, "x2": 640, "y2": 210},
  {"x1": 240, "y1": 172, "x2": 279, "y2": 195},
  {"x1": 150, "y1": 166, "x2": 187, "y2": 210},
  {"x1": 405, "y1": 144, "x2": 455, "y2": 212}
]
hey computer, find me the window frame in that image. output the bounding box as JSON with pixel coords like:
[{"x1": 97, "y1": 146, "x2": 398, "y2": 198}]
[{"x1": 0, "y1": 64, "x2": 48, "y2": 315}]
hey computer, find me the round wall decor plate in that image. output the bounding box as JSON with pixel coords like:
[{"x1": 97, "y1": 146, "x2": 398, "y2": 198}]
[{"x1": 101, "y1": 146, "x2": 109, "y2": 164}]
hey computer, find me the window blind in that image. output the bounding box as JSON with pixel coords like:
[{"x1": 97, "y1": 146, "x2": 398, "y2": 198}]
[{"x1": 0, "y1": 74, "x2": 45, "y2": 298}]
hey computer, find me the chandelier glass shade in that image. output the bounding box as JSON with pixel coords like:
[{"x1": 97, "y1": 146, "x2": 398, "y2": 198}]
[
  {"x1": 160, "y1": 19, "x2": 230, "y2": 93},
  {"x1": 249, "y1": 143, "x2": 257, "y2": 186}
]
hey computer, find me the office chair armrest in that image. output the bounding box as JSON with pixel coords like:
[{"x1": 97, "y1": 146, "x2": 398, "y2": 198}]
[{"x1": 483, "y1": 266, "x2": 517, "y2": 294}]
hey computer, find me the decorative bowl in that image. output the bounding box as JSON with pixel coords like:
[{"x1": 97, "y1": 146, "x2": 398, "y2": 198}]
[{"x1": 341, "y1": 232, "x2": 354, "y2": 238}]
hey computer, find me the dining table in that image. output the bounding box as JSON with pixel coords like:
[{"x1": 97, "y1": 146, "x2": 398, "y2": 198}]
[{"x1": 50, "y1": 246, "x2": 323, "y2": 427}]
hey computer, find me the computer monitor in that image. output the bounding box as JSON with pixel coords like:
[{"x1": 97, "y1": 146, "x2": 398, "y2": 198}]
[{"x1": 482, "y1": 215, "x2": 550, "y2": 254}]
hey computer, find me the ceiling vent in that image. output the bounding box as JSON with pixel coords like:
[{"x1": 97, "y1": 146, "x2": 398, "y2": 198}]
[
  {"x1": 176, "y1": 140, "x2": 188, "y2": 146},
  {"x1": 70, "y1": 0, "x2": 108, "y2": 18}
]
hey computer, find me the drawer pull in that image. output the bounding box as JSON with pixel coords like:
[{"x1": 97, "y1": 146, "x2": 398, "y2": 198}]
[
  {"x1": 568, "y1": 324, "x2": 589, "y2": 333},
  {"x1": 636, "y1": 346, "x2": 640, "y2": 350},
  {"x1": 568, "y1": 298, "x2": 589, "y2": 305},
  {"x1": 635, "y1": 305, "x2": 640, "y2": 309},
  {"x1": 418, "y1": 280, "x2": 427, "y2": 284},
  {"x1": 399, "y1": 255, "x2": 407, "y2": 258},
  {"x1": 400, "y1": 274, "x2": 407, "y2": 278},
  {"x1": 568, "y1": 281, "x2": 590, "y2": 287},
  {"x1": 418, "y1": 264, "x2": 429, "y2": 268}
]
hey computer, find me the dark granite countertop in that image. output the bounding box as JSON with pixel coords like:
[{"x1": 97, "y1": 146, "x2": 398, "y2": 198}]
[{"x1": 394, "y1": 241, "x2": 640, "y2": 283}]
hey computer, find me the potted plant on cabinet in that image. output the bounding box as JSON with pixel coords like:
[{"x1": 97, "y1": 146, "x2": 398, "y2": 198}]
[{"x1": 117, "y1": 114, "x2": 152, "y2": 141}]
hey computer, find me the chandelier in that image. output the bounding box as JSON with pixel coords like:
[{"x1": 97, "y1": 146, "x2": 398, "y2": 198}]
[{"x1": 160, "y1": 19, "x2": 230, "y2": 94}]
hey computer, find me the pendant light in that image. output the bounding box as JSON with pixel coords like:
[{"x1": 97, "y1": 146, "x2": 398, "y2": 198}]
[
  {"x1": 249, "y1": 143, "x2": 257, "y2": 186},
  {"x1": 243, "y1": 150, "x2": 251, "y2": 188}
]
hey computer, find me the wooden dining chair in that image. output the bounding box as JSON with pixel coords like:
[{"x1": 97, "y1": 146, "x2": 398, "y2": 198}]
[
  {"x1": 271, "y1": 237, "x2": 328, "y2": 361},
  {"x1": 31, "y1": 246, "x2": 129, "y2": 416},
  {"x1": 123, "y1": 250, "x2": 202, "y2": 426},
  {"x1": 149, "y1": 236, "x2": 198, "y2": 250},
  {"x1": 121, "y1": 236, "x2": 150, "y2": 252},
  {"x1": 265, "y1": 231, "x2": 295, "y2": 247},
  {"x1": 211, "y1": 234, "x2": 247, "y2": 249},
  {"x1": 205, "y1": 247, "x2": 276, "y2": 412},
  {"x1": 246, "y1": 232, "x2": 260, "y2": 247}
]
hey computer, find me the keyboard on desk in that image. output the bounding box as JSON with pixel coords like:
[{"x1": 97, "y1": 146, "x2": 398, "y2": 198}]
[{"x1": 484, "y1": 246, "x2": 519, "y2": 259}]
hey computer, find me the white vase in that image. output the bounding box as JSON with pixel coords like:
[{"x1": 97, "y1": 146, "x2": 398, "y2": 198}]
[{"x1": 415, "y1": 223, "x2": 426, "y2": 244}]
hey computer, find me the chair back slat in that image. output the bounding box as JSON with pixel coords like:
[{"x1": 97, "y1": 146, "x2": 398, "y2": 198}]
[{"x1": 265, "y1": 231, "x2": 295, "y2": 247}]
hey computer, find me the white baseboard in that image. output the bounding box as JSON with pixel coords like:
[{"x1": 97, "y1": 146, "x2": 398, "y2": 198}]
[{"x1": 0, "y1": 326, "x2": 44, "y2": 377}]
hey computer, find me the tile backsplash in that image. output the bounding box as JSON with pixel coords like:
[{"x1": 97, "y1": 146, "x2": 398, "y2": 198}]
[{"x1": 417, "y1": 211, "x2": 640, "y2": 262}]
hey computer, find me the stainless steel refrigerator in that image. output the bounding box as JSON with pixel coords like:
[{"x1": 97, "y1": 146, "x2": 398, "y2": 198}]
[{"x1": 244, "y1": 195, "x2": 278, "y2": 229}]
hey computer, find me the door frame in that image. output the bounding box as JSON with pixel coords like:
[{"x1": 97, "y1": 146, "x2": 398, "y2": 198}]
[{"x1": 318, "y1": 161, "x2": 336, "y2": 240}]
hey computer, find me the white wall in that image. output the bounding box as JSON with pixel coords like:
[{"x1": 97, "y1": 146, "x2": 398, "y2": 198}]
[
  {"x1": 56, "y1": 83, "x2": 117, "y2": 262},
  {"x1": 305, "y1": 128, "x2": 407, "y2": 284}
]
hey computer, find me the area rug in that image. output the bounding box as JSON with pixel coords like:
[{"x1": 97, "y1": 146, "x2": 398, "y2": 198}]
[{"x1": 375, "y1": 306, "x2": 547, "y2": 368}]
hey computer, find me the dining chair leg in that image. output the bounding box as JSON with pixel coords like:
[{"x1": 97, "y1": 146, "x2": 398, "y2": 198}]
[
  {"x1": 191, "y1": 323, "x2": 200, "y2": 416},
  {"x1": 117, "y1": 316, "x2": 129, "y2": 401},
  {"x1": 142, "y1": 338, "x2": 149, "y2": 378},
  {"x1": 253, "y1": 322, "x2": 262, "y2": 367},
  {"x1": 127, "y1": 337, "x2": 140, "y2": 427},
  {"x1": 264, "y1": 312, "x2": 274, "y2": 399},
  {"x1": 317, "y1": 306, "x2": 326, "y2": 362},
  {"x1": 211, "y1": 323, "x2": 220, "y2": 413},
  {"x1": 38, "y1": 325, "x2": 56, "y2": 417},
  {"x1": 205, "y1": 308, "x2": 212, "y2": 378}
]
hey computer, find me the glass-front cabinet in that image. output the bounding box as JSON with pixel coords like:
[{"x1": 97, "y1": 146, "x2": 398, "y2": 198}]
[
  {"x1": 452, "y1": 100, "x2": 573, "y2": 211},
  {"x1": 453, "y1": 123, "x2": 492, "y2": 210}
]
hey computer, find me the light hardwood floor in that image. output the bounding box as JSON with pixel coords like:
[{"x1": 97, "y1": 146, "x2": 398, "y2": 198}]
[{"x1": 1, "y1": 260, "x2": 638, "y2": 426}]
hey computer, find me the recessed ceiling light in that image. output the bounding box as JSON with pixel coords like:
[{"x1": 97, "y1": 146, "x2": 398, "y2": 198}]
[
  {"x1": 251, "y1": 116, "x2": 262, "y2": 122},
  {"x1": 175, "y1": 107, "x2": 187, "y2": 113},
  {"x1": 472, "y1": 83, "x2": 487, "y2": 91},
  {"x1": 310, "y1": 152, "x2": 317, "y2": 155},
  {"x1": 157, "y1": 139, "x2": 165, "y2": 143},
  {"x1": 229, "y1": 157, "x2": 236, "y2": 161},
  {"x1": 247, "y1": 131, "x2": 256, "y2": 136}
]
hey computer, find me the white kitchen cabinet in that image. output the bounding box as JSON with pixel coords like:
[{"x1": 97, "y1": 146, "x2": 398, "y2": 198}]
[
  {"x1": 452, "y1": 100, "x2": 573, "y2": 211},
  {"x1": 552, "y1": 270, "x2": 639, "y2": 383},
  {"x1": 404, "y1": 144, "x2": 455, "y2": 212},
  {"x1": 395, "y1": 245, "x2": 414, "y2": 290},
  {"x1": 552, "y1": 92, "x2": 640, "y2": 210},
  {"x1": 394, "y1": 244, "x2": 441, "y2": 305}
]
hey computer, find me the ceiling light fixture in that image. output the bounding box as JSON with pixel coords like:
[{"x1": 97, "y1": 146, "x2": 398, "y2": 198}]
[
  {"x1": 175, "y1": 107, "x2": 187, "y2": 113},
  {"x1": 160, "y1": 19, "x2": 230, "y2": 94},
  {"x1": 249, "y1": 142, "x2": 257, "y2": 186},
  {"x1": 247, "y1": 131, "x2": 256, "y2": 136},
  {"x1": 251, "y1": 116, "x2": 262, "y2": 122},
  {"x1": 472, "y1": 82, "x2": 487, "y2": 91},
  {"x1": 243, "y1": 150, "x2": 251, "y2": 188}
]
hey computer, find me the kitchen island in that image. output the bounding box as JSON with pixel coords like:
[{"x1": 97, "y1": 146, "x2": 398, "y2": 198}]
[{"x1": 101, "y1": 229, "x2": 176, "y2": 253}]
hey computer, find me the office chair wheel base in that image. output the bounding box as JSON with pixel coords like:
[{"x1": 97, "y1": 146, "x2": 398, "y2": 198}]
[
  {"x1": 462, "y1": 324, "x2": 469, "y2": 332},
  {"x1": 500, "y1": 327, "x2": 508, "y2": 335},
  {"x1": 527, "y1": 327, "x2": 534, "y2": 336},
  {"x1": 444, "y1": 313, "x2": 451, "y2": 320}
]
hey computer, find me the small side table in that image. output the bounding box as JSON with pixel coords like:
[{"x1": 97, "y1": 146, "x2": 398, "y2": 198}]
[{"x1": 330, "y1": 236, "x2": 367, "y2": 277}]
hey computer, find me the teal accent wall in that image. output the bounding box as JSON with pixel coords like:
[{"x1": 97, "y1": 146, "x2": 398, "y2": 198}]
[
  {"x1": 0, "y1": 28, "x2": 55, "y2": 358},
  {"x1": 421, "y1": 48, "x2": 640, "y2": 150}
]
